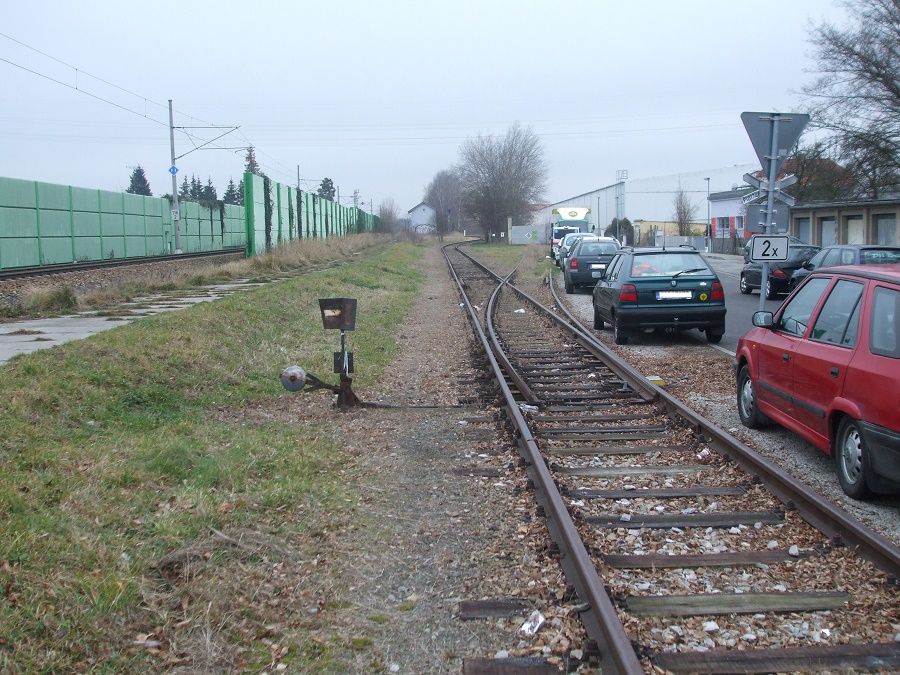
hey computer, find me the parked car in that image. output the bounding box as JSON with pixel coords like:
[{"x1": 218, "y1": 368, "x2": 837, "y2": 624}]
[
  {"x1": 556, "y1": 231, "x2": 595, "y2": 268},
  {"x1": 790, "y1": 245, "x2": 900, "y2": 289},
  {"x1": 563, "y1": 237, "x2": 620, "y2": 293},
  {"x1": 591, "y1": 246, "x2": 726, "y2": 344},
  {"x1": 739, "y1": 244, "x2": 820, "y2": 299},
  {"x1": 550, "y1": 225, "x2": 581, "y2": 260},
  {"x1": 735, "y1": 264, "x2": 900, "y2": 498},
  {"x1": 742, "y1": 235, "x2": 806, "y2": 263}
]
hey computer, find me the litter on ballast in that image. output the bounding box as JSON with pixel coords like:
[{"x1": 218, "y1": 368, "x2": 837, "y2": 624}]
[{"x1": 519, "y1": 610, "x2": 545, "y2": 637}]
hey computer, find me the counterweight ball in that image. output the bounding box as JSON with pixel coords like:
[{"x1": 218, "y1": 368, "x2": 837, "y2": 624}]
[{"x1": 281, "y1": 365, "x2": 307, "y2": 392}]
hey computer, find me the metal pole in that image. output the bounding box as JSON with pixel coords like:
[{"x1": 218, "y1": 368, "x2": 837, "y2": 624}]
[
  {"x1": 705, "y1": 177, "x2": 711, "y2": 253},
  {"x1": 168, "y1": 100, "x2": 182, "y2": 254},
  {"x1": 759, "y1": 114, "x2": 781, "y2": 312}
]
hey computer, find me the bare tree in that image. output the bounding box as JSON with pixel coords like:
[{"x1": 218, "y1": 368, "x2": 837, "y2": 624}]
[
  {"x1": 424, "y1": 169, "x2": 462, "y2": 242},
  {"x1": 802, "y1": 0, "x2": 900, "y2": 196},
  {"x1": 377, "y1": 198, "x2": 399, "y2": 233},
  {"x1": 672, "y1": 189, "x2": 698, "y2": 236},
  {"x1": 784, "y1": 139, "x2": 854, "y2": 202},
  {"x1": 458, "y1": 123, "x2": 547, "y2": 243}
]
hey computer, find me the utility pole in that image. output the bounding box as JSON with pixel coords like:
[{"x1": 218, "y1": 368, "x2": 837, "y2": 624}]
[
  {"x1": 705, "y1": 177, "x2": 711, "y2": 253},
  {"x1": 297, "y1": 164, "x2": 300, "y2": 192},
  {"x1": 168, "y1": 100, "x2": 182, "y2": 254}
]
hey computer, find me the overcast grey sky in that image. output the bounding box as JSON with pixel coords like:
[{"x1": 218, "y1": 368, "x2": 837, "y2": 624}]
[{"x1": 1, "y1": 1, "x2": 846, "y2": 213}]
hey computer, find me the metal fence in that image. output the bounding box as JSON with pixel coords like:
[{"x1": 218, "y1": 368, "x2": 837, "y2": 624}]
[
  {"x1": 0, "y1": 176, "x2": 245, "y2": 270},
  {"x1": 243, "y1": 172, "x2": 377, "y2": 256}
]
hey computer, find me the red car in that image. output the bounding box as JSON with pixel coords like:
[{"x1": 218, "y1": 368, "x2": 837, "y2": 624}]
[{"x1": 735, "y1": 264, "x2": 900, "y2": 498}]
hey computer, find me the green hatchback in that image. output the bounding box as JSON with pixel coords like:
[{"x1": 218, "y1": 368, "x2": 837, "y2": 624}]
[{"x1": 591, "y1": 247, "x2": 727, "y2": 344}]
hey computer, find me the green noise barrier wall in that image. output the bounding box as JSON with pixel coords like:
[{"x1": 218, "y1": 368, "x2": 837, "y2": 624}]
[
  {"x1": 0, "y1": 176, "x2": 246, "y2": 271},
  {"x1": 243, "y1": 172, "x2": 378, "y2": 257}
]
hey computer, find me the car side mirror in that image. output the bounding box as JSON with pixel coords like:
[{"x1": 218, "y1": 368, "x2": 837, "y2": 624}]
[{"x1": 752, "y1": 311, "x2": 774, "y2": 328}]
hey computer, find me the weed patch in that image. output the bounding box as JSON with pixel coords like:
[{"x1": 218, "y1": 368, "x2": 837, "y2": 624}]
[{"x1": 0, "y1": 241, "x2": 426, "y2": 670}]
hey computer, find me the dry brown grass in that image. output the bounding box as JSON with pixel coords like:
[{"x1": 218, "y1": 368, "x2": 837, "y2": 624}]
[{"x1": 74, "y1": 233, "x2": 388, "y2": 310}]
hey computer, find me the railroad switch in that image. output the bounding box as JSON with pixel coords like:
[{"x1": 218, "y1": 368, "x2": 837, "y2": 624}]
[{"x1": 280, "y1": 297, "x2": 363, "y2": 408}]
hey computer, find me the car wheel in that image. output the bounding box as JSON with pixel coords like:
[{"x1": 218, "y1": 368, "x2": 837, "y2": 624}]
[
  {"x1": 564, "y1": 276, "x2": 574, "y2": 294},
  {"x1": 737, "y1": 365, "x2": 766, "y2": 429},
  {"x1": 593, "y1": 305, "x2": 604, "y2": 330},
  {"x1": 765, "y1": 279, "x2": 778, "y2": 300},
  {"x1": 835, "y1": 417, "x2": 871, "y2": 500},
  {"x1": 707, "y1": 331, "x2": 724, "y2": 344},
  {"x1": 739, "y1": 274, "x2": 752, "y2": 294},
  {"x1": 613, "y1": 315, "x2": 629, "y2": 345}
]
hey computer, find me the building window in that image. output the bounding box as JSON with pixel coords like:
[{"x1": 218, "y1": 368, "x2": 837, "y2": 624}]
[
  {"x1": 875, "y1": 214, "x2": 898, "y2": 245},
  {"x1": 796, "y1": 217, "x2": 811, "y2": 243},
  {"x1": 844, "y1": 216, "x2": 864, "y2": 244},
  {"x1": 819, "y1": 217, "x2": 836, "y2": 246}
]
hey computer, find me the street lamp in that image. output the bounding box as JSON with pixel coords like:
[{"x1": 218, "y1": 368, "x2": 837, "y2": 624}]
[{"x1": 704, "y1": 177, "x2": 711, "y2": 253}]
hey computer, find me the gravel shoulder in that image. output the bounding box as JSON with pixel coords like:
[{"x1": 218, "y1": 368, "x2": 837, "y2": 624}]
[{"x1": 267, "y1": 243, "x2": 590, "y2": 672}]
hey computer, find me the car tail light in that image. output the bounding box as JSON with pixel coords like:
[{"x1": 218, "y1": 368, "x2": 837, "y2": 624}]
[
  {"x1": 771, "y1": 268, "x2": 787, "y2": 279},
  {"x1": 711, "y1": 280, "x2": 724, "y2": 301},
  {"x1": 569, "y1": 257, "x2": 579, "y2": 271},
  {"x1": 619, "y1": 283, "x2": 638, "y2": 303}
]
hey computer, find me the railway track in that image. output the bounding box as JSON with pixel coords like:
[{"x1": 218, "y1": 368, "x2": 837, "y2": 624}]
[
  {"x1": 0, "y1": 247, "x2": 246, "y2": 282},
  {"x1": 445, "y1": 242, "x2": 899, "y2": 674}
]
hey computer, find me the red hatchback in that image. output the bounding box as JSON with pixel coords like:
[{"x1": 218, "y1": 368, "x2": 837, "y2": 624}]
[{"x1": 735, "y1": 264, "x2": 900, "y2": 499}]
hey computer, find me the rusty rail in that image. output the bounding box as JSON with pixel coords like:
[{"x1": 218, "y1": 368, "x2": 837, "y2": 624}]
[
  {"x1": 544, "y1": 268, "x2": 900, "y2": 579},
  {"x1": 443, "y1": 243, "x2": 645, "y2": 675}
]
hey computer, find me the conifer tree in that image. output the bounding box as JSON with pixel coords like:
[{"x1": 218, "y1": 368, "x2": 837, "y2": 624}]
[
  {"x1": 237, "y1": 179, "x2": 244, "y2": 206},
  {"x1": 244, "y1": 146, "x2": 261, "y2": 176},
  {"x1": 201, "y1": 178, "x2": 217, "y2": 204},
  {"x1": 223, "y1": 178, "x2": 239, "y2": 205},
  {"x1": 190, "y1": 175, "x2": 201, "y2": 200},
  {"x1": 317, "y1": 177, "x2": 335, "y2": 200},
  {"x1": 179, "y1": 176, "x2": 190, "y2": 199},
  {"x1": 126, "y1": 165, "x2": 152, "y2": 196}
]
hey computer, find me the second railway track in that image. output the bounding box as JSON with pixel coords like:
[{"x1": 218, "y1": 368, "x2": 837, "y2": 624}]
[{"x1": 445, "y1": 242, "x2": 899, "y2": 674}]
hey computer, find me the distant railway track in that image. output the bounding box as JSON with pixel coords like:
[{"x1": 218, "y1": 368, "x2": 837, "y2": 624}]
[
  {"x1": 0, "y1": 247, "x2": 246, "y2": 282},
  {"x1": 444, "y1": 242, "x2": 899, "y2": 674}
]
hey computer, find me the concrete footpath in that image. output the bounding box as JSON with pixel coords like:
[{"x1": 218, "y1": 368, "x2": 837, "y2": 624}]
[{"x1": 0, "y1": 280, "x2": 262, "y2": 365}]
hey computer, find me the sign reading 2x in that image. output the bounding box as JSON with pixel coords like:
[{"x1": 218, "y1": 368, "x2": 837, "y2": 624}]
[{"x1": 750, "y1": 235, "x2": 790, "y2": 262}]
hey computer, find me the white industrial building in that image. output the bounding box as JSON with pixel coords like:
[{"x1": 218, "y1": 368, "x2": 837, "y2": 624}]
[
  {"x1": 407, "y1": 202, "x2": 436, "y2": 232},
  {"x1": 535, "y1": 164, "x2": 757, "y2": 245}
]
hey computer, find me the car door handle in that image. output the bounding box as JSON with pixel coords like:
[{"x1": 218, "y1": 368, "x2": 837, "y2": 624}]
[
  {"x1": 830, "y1": 367, "x2": 839, "y2": 377},
  {"x1": 782, "y1": 353, "x2": 790, "y2": 362}
]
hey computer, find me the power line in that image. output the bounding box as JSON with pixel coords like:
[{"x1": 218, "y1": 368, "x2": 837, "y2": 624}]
[
  {"x1": 0, "y1": 55, "x2": 168, "y2": 127},
  {"x1": 0, "y1": 31, "x2": 224, "y2": 129}
]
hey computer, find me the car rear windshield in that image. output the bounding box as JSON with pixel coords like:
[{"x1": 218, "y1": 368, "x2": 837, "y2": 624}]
[
  {"x1": 788, "y1": 246, "x2": 819, "y2": 261},
  {"x1": 553, "y1": 227, "x2": 578, "y2": 239},
  {"x1": 579, "y1": 242, "x2": 618, "y2": 255},
  {"x1": 860, "y1": 249, "x2": 900, "y2": 264},
  {"x1": 630, "y1": 253, "x2": 712, "y2": 277}
]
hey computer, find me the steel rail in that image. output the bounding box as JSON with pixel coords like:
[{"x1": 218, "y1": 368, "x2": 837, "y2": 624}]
[
  {"x1": 456, "y1": 242, "x2": 900, "y2": 577},
  {"x1": 443, "y1": 243, "x2": 644, "y2": 675},
  {"x1": 455, "y1": 246, "x2": 658, "y2": 403},
  {"x1": 0, "y1": 247, "x2": 246, "y2": 281},
  {"x1": 541, "y1": 266, "x2": 900, "y2": 579}
]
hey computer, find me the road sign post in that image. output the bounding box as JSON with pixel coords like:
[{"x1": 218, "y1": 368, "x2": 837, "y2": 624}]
[{"x1": 741, "y1": 112, "x2": 809, "y2": 310}]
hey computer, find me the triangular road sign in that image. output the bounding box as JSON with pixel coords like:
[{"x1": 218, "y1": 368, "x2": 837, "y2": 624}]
[{"x1": 741, "y1": 112, "x2": 810, "y2": 175}]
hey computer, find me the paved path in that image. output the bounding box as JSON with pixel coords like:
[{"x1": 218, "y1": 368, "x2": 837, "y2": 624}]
[{"x1": 0, "y1": 281, "x2": 264, "y2": 365}]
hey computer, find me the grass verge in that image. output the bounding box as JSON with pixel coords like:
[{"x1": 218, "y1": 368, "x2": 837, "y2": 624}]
[
  {"x1": 2, "y1": 233, "x2": 394, "y2": 320},
  {"x1": 0, "y1": 241, "x2": 425, "y2": 671}
]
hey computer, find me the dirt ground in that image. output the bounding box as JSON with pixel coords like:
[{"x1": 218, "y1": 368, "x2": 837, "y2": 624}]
[{"x1": 226, "y1": 244, "x2": 589, "y2": 673}]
